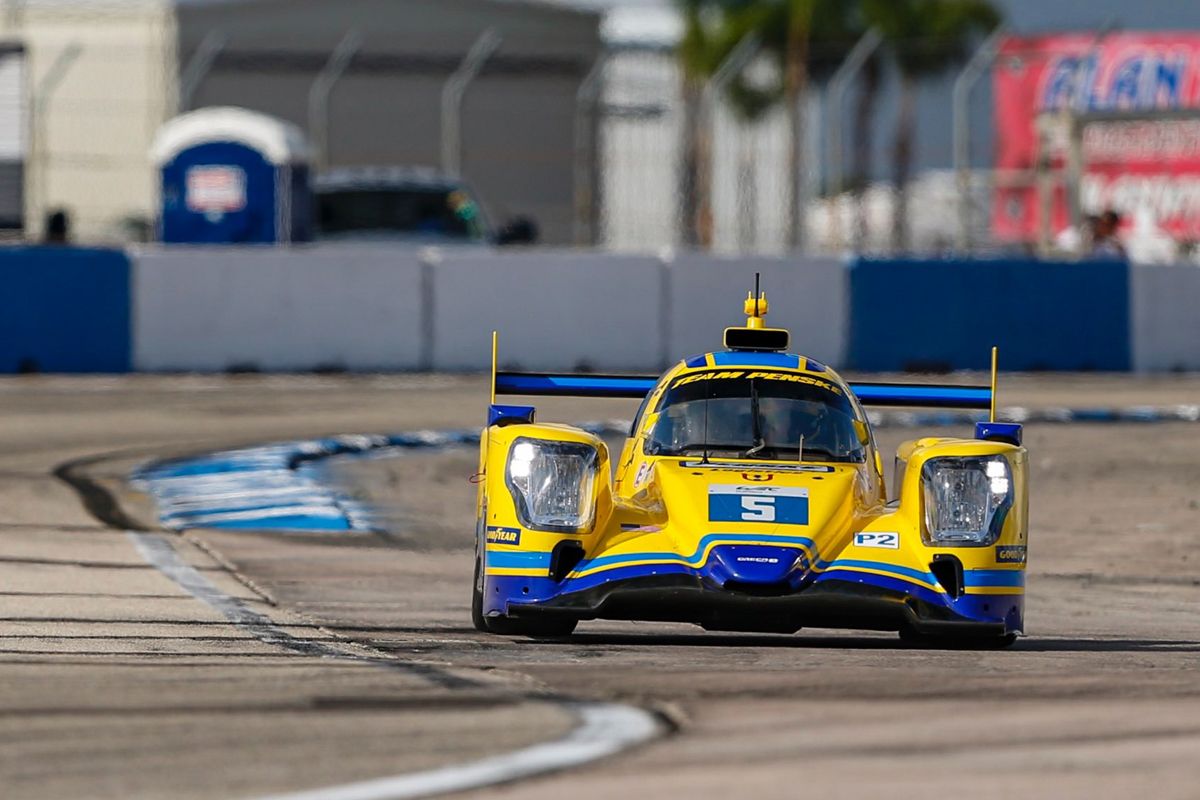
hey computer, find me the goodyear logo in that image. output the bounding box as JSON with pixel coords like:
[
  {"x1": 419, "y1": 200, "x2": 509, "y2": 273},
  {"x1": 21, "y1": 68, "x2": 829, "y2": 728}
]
[
  {"x1": 486, "y1": 526, "x2": 521, "y2": 546},
  {"x1": 995, "y1": 545, "x2": 1027, "y2": 564}
]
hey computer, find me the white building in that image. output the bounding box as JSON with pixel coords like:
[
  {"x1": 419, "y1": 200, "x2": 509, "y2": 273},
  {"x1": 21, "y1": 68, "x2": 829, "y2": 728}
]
[{"x1": 1, "y1": 0, "x2": 600, "y2": 243}]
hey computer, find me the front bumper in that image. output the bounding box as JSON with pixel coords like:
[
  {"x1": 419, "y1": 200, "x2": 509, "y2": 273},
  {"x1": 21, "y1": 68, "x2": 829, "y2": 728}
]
[{"x1": 503, "y1": 573, "x2": 1014, "y2": 637}]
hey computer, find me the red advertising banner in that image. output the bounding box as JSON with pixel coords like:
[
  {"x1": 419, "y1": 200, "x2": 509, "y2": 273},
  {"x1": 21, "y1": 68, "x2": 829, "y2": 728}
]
[{"x1": 993, "y1": 33, "x2": 1200, "y2": 243}]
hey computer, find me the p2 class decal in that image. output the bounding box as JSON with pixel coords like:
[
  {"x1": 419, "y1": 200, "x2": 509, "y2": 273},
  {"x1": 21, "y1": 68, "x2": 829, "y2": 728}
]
[
  {"x1": 995, "y1": 544, "x2": 1027, "y2": 564},
  {"x1": 854, "y1": 531, "x2": 899, "y2": 550},
  {"x1": 708, "y1": 485, "x2": 809, "y2": 525}
]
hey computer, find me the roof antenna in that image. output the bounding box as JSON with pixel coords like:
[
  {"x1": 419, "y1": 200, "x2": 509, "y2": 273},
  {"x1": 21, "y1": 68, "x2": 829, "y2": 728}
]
[{"x1": 754, "y1": 272, "x2": 761, "y2": 318}]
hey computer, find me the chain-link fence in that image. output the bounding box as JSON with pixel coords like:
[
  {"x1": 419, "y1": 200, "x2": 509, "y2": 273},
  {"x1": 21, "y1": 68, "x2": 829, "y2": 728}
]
[{"x1": 6, "y1": 4, "x2": 1194, "y2": 261}]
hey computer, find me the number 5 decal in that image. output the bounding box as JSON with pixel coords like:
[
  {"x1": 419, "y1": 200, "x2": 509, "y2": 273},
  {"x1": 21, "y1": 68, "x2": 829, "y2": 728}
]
[{"x1": 741, "y1": 496, "x2": 776, "y2": 522}]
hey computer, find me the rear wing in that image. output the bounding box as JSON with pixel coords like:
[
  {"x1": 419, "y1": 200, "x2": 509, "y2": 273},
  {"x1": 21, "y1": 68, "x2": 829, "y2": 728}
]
[{"x1": 496, "y1": 371, "x2": 991, "y2": 407}]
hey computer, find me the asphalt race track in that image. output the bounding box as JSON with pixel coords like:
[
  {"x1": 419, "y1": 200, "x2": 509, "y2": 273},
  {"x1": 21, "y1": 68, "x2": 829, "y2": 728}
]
[{"x1": 4, "y1": 374, "x2": 1200, "y2": 799}]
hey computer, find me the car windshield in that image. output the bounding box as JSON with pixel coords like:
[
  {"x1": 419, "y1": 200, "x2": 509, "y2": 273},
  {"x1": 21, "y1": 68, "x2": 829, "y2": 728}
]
[
  {"x1": 316, "y1": 187, "x2": 486, "y2": 241},
  {"x1": 646, "y1": 372, "x2": 866, "y2": 463}
]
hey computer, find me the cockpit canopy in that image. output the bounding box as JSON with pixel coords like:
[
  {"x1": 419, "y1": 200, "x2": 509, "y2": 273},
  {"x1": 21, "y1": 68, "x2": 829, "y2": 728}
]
[{"x1": 646, "y1": 371, "x2": 867, "y2": 463}]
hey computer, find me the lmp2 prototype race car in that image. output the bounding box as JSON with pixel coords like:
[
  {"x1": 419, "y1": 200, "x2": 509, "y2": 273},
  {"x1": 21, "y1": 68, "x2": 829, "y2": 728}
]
[{"x1": 472, "y1": 286, "x2": 1028, "y2": 647}]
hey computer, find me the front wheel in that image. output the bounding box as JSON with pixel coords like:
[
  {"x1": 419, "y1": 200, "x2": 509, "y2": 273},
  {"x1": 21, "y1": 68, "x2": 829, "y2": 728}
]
[
  {"x1": 471, "y1": 533, "x2": 490, "y2": 632},
  {"x1": 899, "y1": 625, "x2": 1017, "y2": 650}
]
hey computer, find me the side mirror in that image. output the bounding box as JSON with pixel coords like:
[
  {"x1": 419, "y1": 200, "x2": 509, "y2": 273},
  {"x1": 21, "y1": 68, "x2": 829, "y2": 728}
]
[
  {"x1": 495, "y1": 216, "x2": 539, "y2": 246},
  {"x1": 853, "y1": 419, "x2": 871, "y2": 446}
]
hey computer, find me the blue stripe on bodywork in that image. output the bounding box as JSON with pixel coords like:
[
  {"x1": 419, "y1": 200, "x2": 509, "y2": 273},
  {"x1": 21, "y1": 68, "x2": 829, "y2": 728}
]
[
  {"x1": 823, "y1": 558, "x2": 939, "y2": 586},
  {"x1": 710, "y1": 352, "x2": 801, "y2": 368},
  {"x1": 486, "y1": 550, "x2": 553, "y2": 569},
  {"x1": 814, "y1": 569, "x2": 947, "y2": 607},
  {"x1": 965, "y1": 569, "x2": 1025, "y2": 588}
]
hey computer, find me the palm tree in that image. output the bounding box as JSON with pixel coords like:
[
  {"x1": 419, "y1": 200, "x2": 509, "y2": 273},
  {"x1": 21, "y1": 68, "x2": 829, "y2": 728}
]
[{"x1": 863, "y1": 0, "x2": 1001, "y2": 252}]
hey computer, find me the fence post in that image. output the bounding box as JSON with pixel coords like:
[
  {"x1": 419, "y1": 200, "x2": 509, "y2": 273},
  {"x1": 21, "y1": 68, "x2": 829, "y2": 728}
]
[
  {"x1": 441, "y1": 30, "x2": 501, "y2": 178},
  {"x1": 573, "y1": 54, "x2": 606, "y2": 247},
  {"x1": 952, "y1": 26, "x2": 1005, "y2": 253},
  {"x1": 699, "y1": 34, "x2": 759, "y2": 251},
  {"x1": 28, "y1": 42, "x2": 81, "y2": 239},
  {"x1": 826, "y1": 29, "x2": 881, "y2": 252},
  {"x1": 178, "y1": 30, "x2": 226, "y2": 113},
  {"x1": 308, "y1": 31, "x2": 362, "y2": 173}
]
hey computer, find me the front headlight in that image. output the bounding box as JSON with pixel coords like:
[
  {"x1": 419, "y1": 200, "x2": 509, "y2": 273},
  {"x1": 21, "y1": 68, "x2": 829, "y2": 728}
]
[
  {"x1": 921, "y1": 456, "x2": 1012, "y2": 546},
  {"x1": 506, "y1": 438, "x2": 598, "y2": 532}
]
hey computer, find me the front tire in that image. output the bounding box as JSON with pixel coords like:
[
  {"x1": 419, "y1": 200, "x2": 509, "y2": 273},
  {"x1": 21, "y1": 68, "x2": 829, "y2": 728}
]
[{"x1": 471, "y1": 532, "x2": 490, "y2": 633}]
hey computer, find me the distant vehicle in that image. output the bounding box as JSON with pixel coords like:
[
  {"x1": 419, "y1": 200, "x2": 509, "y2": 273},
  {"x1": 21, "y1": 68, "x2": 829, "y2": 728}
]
[
  {"x1": 313, "y1": 166, "x2": 537, "y2": 246},
  {"x1": 472, "y1": 281, "x2": 1029, "y2": 647}
]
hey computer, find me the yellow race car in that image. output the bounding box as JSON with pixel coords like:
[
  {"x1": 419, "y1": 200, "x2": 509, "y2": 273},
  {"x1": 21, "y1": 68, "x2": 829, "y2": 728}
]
[{"x1": 472, "y1": 286, "x2": 1028, "y2": 647}]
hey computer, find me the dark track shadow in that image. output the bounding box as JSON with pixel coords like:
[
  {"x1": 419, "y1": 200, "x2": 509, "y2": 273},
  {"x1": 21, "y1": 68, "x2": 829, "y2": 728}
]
[
  {"x1": 544, "y1": 633, "x2": 1200, "y2": 653},
  {"x1": 542, "y1": 632, "x2": 900, "y2": 649},
  {"x1": 330, "y1": 616, "x2": 1200, "y2": 654},
  {"x1": 357, "y1": 626, "x2": 1200, "y2": 654}
]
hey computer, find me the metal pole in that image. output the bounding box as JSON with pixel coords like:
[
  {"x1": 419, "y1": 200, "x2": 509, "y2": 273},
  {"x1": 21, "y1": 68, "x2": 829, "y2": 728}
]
[
  {"x1": 952, "y1": 25, "x2": 1006, "y2": 252},
  {"x1": 699, "y1": 34, "x2": 759, "y2": 250},
  {"x1": 825, "y1": 28, "x2": 881, "y2": 251},
  {"x1": 441, "y1": 29, "x2": 501, "y2": 177},
  {"x1": 308, "y1": 30, "x2": 362, "y2": 173},
  {"x1": 1064, "y1": 20, "x2": 1118, "y2": 234},
  {"x1": 4, "y1": 0, "x2": 24, "y2": 29},
  {"x1": 1035, "y1": 114, "x2": 1053, "y2": 255},
  {"x1": 573, "y1": 54, "x2": 606, "y2": 247},
  {"x1": 178, "y1": 30, "x2": 226, "y2": 113},
  {"x1": 29, "y1": 42, "x2": 81, "y2": 238},
  {"x1": 1064, "y1": 112, "x2": 1086, "y2": 234}
]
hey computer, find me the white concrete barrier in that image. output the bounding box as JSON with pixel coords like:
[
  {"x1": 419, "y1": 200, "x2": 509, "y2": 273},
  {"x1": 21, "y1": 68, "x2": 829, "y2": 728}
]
[
  {"x1": 131, "y1": 246, "x2": 854, "y2": 374},
  {"x1": 429, "y1": 250, "x2": 664, "y2": 372},
  {"x1": 667, "y1": 254, "x2": 846, "y2": 368},
  {"x1": 133, "y1": 245, "x2": 425, "y2": 371},
  {"x1": 1131, "y1": 263, "x2": 1200, "y2": 372}
]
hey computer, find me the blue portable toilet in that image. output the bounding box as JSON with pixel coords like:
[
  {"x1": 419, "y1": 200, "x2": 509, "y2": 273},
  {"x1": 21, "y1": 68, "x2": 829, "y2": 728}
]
[{"x1": 152, "y1": 107, "x2": 312, "y2": 244}]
